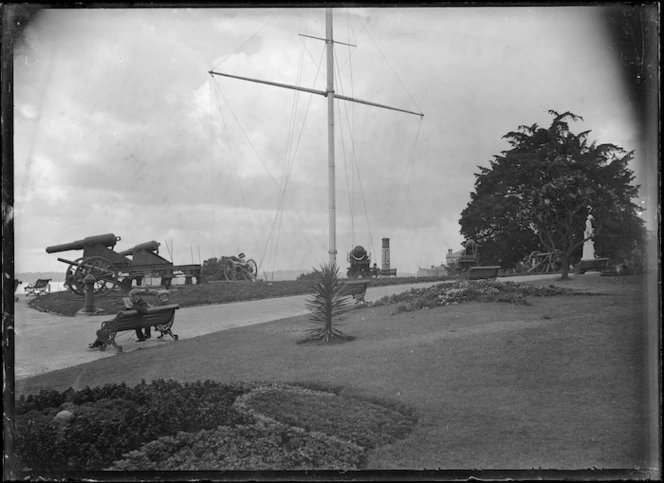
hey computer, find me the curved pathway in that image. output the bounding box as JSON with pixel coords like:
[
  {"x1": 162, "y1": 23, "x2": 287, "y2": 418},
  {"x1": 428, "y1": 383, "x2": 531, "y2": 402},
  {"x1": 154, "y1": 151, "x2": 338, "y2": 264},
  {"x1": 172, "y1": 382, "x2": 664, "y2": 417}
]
[{"x1": 14, "y1": 274, "x2": 563, "y2": 380}]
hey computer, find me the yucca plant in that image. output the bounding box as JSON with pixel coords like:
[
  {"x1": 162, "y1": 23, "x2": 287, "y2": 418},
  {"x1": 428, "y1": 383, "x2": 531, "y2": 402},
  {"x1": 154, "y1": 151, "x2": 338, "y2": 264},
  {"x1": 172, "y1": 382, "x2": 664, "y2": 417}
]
[{"x1": 302, "y1": 262, "x2": 354, "y2": 343}]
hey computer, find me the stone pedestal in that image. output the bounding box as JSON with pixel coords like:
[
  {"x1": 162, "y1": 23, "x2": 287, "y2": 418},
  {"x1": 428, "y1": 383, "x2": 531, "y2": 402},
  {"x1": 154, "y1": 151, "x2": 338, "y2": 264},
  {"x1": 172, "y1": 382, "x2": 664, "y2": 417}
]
[{"x1": 575, "y1": 258, "x2": 610, "y2": 275}]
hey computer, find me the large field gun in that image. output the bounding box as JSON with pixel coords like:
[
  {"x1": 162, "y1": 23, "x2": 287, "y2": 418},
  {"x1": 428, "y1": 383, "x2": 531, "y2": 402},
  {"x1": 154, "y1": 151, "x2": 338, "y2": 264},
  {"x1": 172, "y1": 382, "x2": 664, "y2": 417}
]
[
  {"x1": 119, "y1": 241, "x2": 201, "y2": 287},
  {"x1": 46, "y1": 233, "x2": 131, "y2": 296},
  {"x1": 46, "y1": 234, "x2": 203, "y2": 296},
  {"x1": 220, "y1": 254, "x2": 258, "y2": 281}
]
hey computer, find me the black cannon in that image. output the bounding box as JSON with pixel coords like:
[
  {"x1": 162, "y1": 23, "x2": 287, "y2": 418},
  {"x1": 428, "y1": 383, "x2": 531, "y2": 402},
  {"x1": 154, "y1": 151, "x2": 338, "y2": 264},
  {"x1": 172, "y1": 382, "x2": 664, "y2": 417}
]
[
  {"x1": 119, "y1": 240, "x2": 201, "y2": 287},
  {"x1": 117, "y1": 240, "x2": 161, "y2": 258},
  {"x1": 219, "y1": 254, "x2": 258, "y2": 281},
  {"x1": 347, "y1": 245, "x2": 374, "y2": 279},
  {"x1": 46, "y1": 233, "x2": 131, "y2": 296},
  {"x1": 46, "y1": 234, "x2": 203, "y2": 296}
]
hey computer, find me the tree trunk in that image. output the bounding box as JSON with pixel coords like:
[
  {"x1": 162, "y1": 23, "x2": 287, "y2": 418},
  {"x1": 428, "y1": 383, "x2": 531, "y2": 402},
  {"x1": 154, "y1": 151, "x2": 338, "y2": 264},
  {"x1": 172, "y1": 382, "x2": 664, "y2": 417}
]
[{"x1": 560, "y1": 252, "x2": 570, "y2": 280}]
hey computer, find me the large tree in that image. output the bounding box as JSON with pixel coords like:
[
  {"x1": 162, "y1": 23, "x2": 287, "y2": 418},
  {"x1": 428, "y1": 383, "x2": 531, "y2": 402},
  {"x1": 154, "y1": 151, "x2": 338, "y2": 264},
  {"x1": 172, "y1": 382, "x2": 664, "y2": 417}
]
[{"x1": 460, "y1": 110, "x2": 644, "y2": 279}]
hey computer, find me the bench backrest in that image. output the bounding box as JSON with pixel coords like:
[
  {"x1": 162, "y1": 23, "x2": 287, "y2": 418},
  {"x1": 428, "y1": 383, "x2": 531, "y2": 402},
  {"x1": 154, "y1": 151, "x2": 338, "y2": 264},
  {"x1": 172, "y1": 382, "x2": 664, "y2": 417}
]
[
  {"x1": 114, "y1": 304, "x2": 180, "y2": 331},
  {"x1": 467, "y1": 266, "x2": 500, "y2": 280}
]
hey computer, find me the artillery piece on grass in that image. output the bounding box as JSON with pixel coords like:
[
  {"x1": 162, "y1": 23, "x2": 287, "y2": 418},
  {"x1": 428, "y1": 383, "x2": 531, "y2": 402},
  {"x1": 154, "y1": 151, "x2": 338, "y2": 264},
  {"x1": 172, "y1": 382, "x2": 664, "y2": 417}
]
[
  {"x1": 118, "y1": 241, "x2": 201, "y2": 287},
  {"x1": 220, "y1": 254, "x2": 258, "y2": 281},
  {"x1": 46, "y1": 233, "x2": 129, "y2": 296},
  {"x1": 46, "y1": 234, "x2": 202, "y2": 296},
  {"x1": 346, "y1": 245, "x2": 375, "y2": 279},
  {"x1": 525, "y1": 250, "x2": 561, "y2": 273}
]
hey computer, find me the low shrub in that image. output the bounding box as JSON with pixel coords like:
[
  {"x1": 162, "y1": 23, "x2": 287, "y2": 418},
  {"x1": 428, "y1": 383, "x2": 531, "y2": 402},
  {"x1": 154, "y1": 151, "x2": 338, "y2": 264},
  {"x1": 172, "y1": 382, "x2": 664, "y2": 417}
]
[
  {"x1": 14, "y1": 380, "x2": 253, "y2": 472},
  {"x1": 110, "y1": 420, "x2": 365, "y2": 471},
  {"x1": 241, "y1": 386, "x2": 417, "y2": 449},
  {"x1": 375, "y1": 280, "x2": 583, "y2": 313}
]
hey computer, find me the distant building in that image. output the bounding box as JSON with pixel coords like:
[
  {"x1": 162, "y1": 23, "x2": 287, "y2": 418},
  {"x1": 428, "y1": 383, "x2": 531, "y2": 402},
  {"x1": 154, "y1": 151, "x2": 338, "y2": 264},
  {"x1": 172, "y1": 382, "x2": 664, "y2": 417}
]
[{"x1": 445, "y1": 248, "x2": 464, "y2": 266}]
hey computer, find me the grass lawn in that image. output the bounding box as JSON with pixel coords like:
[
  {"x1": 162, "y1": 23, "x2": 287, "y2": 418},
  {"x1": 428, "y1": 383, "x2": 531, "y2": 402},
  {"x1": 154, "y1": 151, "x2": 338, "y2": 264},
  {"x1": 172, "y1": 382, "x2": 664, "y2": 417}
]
[
  {"x1": 29, "y1": 275, "x2": 453, "y2": 317},
  {"x1": 14, "y1": 275, "x2": 655, "y2": 471}
]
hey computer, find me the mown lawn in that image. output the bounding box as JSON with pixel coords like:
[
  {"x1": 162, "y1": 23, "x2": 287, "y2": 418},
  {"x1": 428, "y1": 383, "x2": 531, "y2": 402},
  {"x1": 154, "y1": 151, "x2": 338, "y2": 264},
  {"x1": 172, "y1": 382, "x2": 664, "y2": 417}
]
[
  {"x1": 28, "y1": 275, "x2": 453, "y2": 316},
  {"x1": 14, "y1": 275, "x2": 655, "y2": 473}
]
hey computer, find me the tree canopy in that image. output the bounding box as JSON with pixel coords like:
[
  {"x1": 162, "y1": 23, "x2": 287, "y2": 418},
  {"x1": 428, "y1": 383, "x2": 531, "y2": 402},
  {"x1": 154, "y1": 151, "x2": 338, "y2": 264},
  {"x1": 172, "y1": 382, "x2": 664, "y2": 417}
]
[{"x1": 459, "y1": 110, "x2": 645, "y2": 278}]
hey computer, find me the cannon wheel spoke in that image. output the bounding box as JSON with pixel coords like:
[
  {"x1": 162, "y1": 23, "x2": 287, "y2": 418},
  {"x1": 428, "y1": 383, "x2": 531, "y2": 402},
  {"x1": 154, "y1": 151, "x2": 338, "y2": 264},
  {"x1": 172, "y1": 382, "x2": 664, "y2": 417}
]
[
  {"x1": 245, "y1": 259, "x2": 257, "y2": 279},
  {"x1": 74, "y1": 256, "x2": 118, "y2": 296},
  {"x1": 223, "y1": 259, "x2": 236, "y2": 281},
  {"x1": 65, "y1": 257, "x2": 86, "y2": 296}
]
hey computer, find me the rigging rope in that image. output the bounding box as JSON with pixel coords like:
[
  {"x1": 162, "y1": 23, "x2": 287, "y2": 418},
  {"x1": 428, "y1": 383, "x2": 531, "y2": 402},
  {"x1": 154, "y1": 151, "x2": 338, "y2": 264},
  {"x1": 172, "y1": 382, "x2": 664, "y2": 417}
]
[
  {"x1": 357, "y1": 17, "x2": 423, "y2": 115},
  {"x1": 401, "y1": 118, "x2": 424, "y2": 221},
  {"x1": 268, "y1": 13, "x2": 309, "y2": 278},
  {"x1": 208, "y1": 9, "x2": 424, "y2": 276},
  {"x1": 379, "y1": 117, "x2": 424, "y2": 230},
  {"x1": 210, "y1": 80, "x2": 327, "y2": 271},
  {"x1": 333, "y1": 44, "x2": 377, "y2": 260},
  {"x1": 211, "y1": 13, "x2": 282, "y2": 71},
  {"x1": 211, "y1": 83, "x2": 261, "y2": 262}
]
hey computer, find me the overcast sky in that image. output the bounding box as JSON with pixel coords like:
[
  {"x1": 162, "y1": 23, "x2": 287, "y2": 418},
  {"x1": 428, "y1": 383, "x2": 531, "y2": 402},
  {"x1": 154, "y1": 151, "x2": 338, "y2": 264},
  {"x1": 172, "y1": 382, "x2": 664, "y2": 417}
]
[{"x1": 12, "y1": 6, "x2": 655, "y2": 277}]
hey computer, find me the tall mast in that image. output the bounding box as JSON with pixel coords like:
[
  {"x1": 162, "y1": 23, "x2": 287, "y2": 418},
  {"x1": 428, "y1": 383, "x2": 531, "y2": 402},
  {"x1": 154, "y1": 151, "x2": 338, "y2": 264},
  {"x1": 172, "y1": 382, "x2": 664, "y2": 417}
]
[
  {"x1": 325, "y1": 7, "x2": 336, "y2": 266},
  {"x1": 209, "y1": 8, "x2": 423, "y2": 269}
]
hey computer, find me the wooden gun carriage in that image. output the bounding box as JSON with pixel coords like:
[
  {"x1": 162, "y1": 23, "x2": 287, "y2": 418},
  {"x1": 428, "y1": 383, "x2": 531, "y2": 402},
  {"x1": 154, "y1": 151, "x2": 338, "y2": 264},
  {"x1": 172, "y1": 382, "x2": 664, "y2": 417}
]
[
  {"x1": 220, "y1": 255, "x2": 258, "y2": 281},
  {"x1": 46, "y1": 234, "x2": 201, "y2": 296},
  {"x1": 119, "y1": 241, "x2": 202, "y2": 287}
]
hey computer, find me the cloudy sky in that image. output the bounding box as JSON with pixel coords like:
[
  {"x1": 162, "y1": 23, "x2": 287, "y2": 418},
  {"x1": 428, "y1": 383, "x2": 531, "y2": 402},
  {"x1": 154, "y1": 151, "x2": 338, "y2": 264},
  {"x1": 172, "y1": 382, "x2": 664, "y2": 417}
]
[{"x1": 12, "y1": 5, "x2": 656, "y2": 277}]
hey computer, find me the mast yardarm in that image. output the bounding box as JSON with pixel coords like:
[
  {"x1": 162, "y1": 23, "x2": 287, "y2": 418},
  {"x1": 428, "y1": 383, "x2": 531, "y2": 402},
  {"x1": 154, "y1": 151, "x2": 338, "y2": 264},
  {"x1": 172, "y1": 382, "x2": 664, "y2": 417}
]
[{"x1": 209, "y1": 8, "x2": 423, "y2": 265}]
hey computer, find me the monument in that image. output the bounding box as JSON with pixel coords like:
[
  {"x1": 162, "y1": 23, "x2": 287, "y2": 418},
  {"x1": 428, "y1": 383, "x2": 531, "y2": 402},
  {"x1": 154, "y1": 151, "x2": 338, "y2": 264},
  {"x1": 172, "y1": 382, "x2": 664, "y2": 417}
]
[
  {"x1": 575, "y1": 211, "x2": 609, "y2": 274},
  {"x1": 581, "y1": 214, "x2": 595, "y2": 260}
]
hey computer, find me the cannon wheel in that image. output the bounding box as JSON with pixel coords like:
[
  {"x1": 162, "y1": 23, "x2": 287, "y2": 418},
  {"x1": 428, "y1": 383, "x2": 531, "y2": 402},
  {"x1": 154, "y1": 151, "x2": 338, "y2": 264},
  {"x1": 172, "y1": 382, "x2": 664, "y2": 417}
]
[
  {"x1": 223, "y1": 259, "x2": 236, "y2": 281},
  {"x1": 65, "y1": 257, "x2": 86, "y2": 296},
  {"x1": 244, "y1": 259, "x2": 258, "y2": 280},
  {"x1": 73, "y1": 256, "x2": 118, "y2": 296}
]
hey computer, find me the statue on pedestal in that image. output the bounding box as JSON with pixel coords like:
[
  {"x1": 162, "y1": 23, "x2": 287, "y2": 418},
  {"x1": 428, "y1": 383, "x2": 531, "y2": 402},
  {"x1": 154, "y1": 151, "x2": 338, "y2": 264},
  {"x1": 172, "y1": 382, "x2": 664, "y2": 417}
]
[{"x1": 581, "y1": 212, "x2": 595, "y2": 260}]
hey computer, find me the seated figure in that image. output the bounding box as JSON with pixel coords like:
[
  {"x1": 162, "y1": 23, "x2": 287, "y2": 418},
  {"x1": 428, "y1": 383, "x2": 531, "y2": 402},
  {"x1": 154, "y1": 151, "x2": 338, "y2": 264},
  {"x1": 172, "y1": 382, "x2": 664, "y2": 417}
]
[{"x1": 89, "y1": 288, "x2": 170, "y2": 348}]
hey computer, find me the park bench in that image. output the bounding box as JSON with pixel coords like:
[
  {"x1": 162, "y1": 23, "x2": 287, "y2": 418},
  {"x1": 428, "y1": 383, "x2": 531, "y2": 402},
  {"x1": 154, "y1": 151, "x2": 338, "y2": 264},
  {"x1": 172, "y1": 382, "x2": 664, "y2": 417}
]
[
  {"x1": 340, "y1": 279, "x2": 371, "y2": 304},
  {"x1": 93, "y1": 303, "x2": 180, "y2": 352},
  {"x1": 24, "y1": 279, "x2": 51, "y2": 296},
  {"x1": 378, "y1": 268, "x2": 397, "y2": 277},
  {"x1": 466, "y1": 266, "x2": 500, "y2": 280}
]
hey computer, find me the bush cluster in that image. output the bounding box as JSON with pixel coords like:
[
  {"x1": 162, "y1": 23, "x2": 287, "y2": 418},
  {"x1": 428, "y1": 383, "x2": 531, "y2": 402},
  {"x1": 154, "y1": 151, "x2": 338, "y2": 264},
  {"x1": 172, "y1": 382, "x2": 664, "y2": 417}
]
[
  {"x1": 243, "y1": 387, "x2": 416, "y2": 449},
  {"x1": 14, "y1": 380, "x2": 253, "y2": 472},
  {"x1": 111, "y1": 419, "x2": 365, "y2": 471},
  {"x1": 14, "y1": 381, "x2": 418, "y2": 473},
  {"x1": 373, "y1": 280, "x2": 580, "y2": 313}
]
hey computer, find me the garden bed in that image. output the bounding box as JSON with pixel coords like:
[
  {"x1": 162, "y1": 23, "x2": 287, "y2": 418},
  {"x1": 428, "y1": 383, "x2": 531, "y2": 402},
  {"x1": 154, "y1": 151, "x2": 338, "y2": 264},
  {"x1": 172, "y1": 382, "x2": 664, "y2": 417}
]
[{"x1": 12, "y1": 380, "x2": 416, "y2": 475}]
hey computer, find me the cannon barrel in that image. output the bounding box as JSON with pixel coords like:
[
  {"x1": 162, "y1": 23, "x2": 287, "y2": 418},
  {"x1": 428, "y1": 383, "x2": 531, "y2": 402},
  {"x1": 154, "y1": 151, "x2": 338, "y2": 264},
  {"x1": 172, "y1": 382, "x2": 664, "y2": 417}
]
[
  {"x1": 46, "y1": 233, "x2": 120, "y2": 254},
  {"x1": 117, "y1": 241, "x2": 160, "y2": 257},
  {"x1": 351, "y1": 245, "x2": 367, "y2": 260}
]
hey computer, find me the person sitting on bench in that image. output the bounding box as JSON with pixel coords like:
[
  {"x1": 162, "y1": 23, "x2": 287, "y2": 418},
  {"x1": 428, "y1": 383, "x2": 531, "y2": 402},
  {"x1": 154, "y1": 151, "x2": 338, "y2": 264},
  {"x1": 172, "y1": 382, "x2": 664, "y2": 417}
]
[
  {"x1": 130, "y1": 289, "x2": 171, "y2": 341},
  {"x1": 130, "y1": 289, "x2": 152, "y2": 341},
  {"x1": 88, "y1": 289, "x2": 170, "y2": 348}
]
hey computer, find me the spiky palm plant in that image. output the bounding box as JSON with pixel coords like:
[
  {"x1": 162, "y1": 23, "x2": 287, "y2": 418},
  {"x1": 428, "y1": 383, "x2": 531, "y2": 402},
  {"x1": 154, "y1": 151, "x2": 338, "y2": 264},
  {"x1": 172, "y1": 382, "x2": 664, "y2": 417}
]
[{"x1": 302, "y1": 262, "x2": 354, "y2": 343}]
